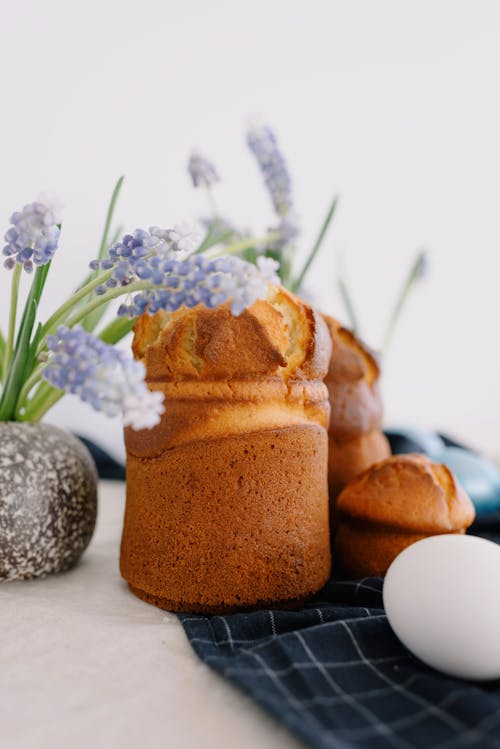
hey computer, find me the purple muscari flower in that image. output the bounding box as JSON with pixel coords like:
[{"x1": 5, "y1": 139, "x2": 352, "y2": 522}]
[
  {"x1": 188, "y1": 150, "x2": 220, "y2": 188},
  {"x1": 246, "y1": 124, "x2": 293, "y2": 218},
  {"x1": 42, "y1": 326, "x2": 165, "y2": 430},
  {"x1": 89, "y1": 224, "x2": 201, "y2": 285},
  {"x1": 115, "y1": 253, "x2": 280, "y2": 318},
  {"x1": 2, "y1": 196, "x2": 62, "y2": 272}
]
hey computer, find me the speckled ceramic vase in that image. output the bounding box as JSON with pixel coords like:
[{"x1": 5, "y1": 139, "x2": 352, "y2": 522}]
[{"x1": 0, "y1": 422, "x2": 98, "y2": 581}]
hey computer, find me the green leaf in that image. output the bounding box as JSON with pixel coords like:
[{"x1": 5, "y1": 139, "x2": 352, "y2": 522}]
[
  {"x1": 0, "y1": 263, "x2": 51, "y2": 421},
  {"x1": 337, "y1": 274, "x2": 360, "y2": 335},
  {"x1": 98, "y1": 316, "x2": 136, "y2": 345},
  {"x1": 0, "y1": 332, "x2": 5, "y2": 382},
  {"x1": 291, "y1": 196, "x2": 339, "y2": 293},
  {"x1": 80, "y1": 177, "x2": 125, "y2": 332},
  {"x1": 194, "y1": 226, "x2": 234, "y2": 255},
  {"x1": 98, "y1": 176, "x2": 125, "y2": 260},
  {"x1": 242, "y1": 247, "x2": 259, "y2": 264},
  {"x1": 382, "y1": 248, "x2": 428, "y2": 355}
]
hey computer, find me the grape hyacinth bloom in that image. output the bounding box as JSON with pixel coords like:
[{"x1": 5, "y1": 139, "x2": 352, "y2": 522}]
[
  {"x1": 188, "y1": 150, "x2": 220, "y2": 188},
  {"x1": 89, "y1": 224, "x2": 201, "y2": 293},
  {"x1": 3, "y1": 196, "x2": 62, "y2": 272},
  {"x1": 42, "y1": 326, "x2": 165, "y2": 430},
  {"x1": 115, "y1": 253, "x2": 280, "y2": 318},
  {"x1": 246, "y1": 124, "x2": 293, "y2": 218}
]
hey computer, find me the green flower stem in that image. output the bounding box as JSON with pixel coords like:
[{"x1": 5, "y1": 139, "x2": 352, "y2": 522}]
[
  {"x1": 19, "y1": 385, "x2": 63, "y2": 423},
  {"x1": 0, "y1": 264, "x2": 50, "y2": 421},
  {"x1": 14, "y1": 362, "x2": 46, "y2": 414},
  {"x1": 338, "y1": 275, "x2": 360, "y2": 335},
  {"x1": 291, "y1": 196, "x2": 338, "y2": 293},
  {"x1": 382, "y1": 249, "x2": 426, "y2": 355},
  {"x1": 194, "y1": 228, "x2": 232, "y2": 255},
  {"x1": 62, "y1": 281, "x2": 150, "y2": 331},
  {"x1": 38, "y1": 269, "x2": 114, "y2": 349},
  {"x1": 205, "y1": 233, "x2": 279, "y2": 258},
  {"x1": 80, "y1": 177, "x2": 125, "y2": 333},
  {"x1": 0, "y1": 333, "x2": 5, "y2": 382},
  {"x1": 98, "y1": 316, "x2": 136, "y2": 345},
  {"x1": 98, "y1": 177, "x2": 124, "y2": 260},
  {"x1": 3, "y1": 265, "x2": 22, "y2": 382},
  {"x1": 205, "y1": 185, "x2": 219, "y2": 220}
]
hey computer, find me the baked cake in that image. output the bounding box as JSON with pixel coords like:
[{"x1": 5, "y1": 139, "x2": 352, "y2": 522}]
[
  {"x1": 323, "y1": 315, "x2": 391, "y2": 499},
  {"x1": 120, "y1": 286, "x2": 333, "y2": 613},
  {"x1": 334, "y1": 453, "x2": 476, "y2": 577}
]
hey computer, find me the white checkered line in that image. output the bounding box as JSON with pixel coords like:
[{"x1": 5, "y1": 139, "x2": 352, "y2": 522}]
[
  {"x1": 333, "y1": 687, "x2": 482, "y2": 742},
  {"x1": 334, "y1": 579, "x2": 383, "y2": 596},
  {"x1": 431, "y1": 705, "x2": 500, "y2": 749},
  {"x1": 218, "y1": 653, "x2": 413, "y2": 678},
  {"x1": 269, "y1": 610, "x2": 277, "y2": 637},
  {"x1": 341, "y1": 620, "x2": 500, "y2": 747},
  {"x1": 294, "y1": 631, "x2": 414, "y2": 749},
  {"x1": 237, "y1": 646, "x2": 355, "y2": 749},
  {"x1": 223, "y1": 671, "x2": 424, "y2": 710},
  {"x1": 217, "y1": 615, "x2": 235, "y2": 649},
  {"x1": 187, "y1": 612, "x2": 388, "y2": 648},
  {"x1": 475, "y1": 707, "x2": 500, "y2": 734}
]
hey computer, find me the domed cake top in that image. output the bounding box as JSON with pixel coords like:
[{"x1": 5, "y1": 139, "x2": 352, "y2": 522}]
[
  {"x1": 132, "y1": 285, "x2": 331, "y2": 383},
  {"x1": 322, "y1": 315, "x2": 379, "y2": 386}
]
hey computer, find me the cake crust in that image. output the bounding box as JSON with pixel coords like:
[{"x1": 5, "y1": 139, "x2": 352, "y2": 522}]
[
  {"x1": 121, "y1": 425, "x2": 331, "y2": 613},
  {"x1": 121, "y1": 286, "x2": 333, "y2": 613},
  {"x1": 334, "y1": 453, "x2": 476, "y2": 578},
  {"x1": 322, "y1": 315, "x2": 390, "y2": 498}
]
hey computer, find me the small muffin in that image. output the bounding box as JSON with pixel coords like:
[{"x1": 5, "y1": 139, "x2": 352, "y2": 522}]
[
  {"x1": 322, "y1": 315, "x2": 390, "y2": 498},
  {"x1": 334, "y1": 453, "x2": 476, "y2": 578}
]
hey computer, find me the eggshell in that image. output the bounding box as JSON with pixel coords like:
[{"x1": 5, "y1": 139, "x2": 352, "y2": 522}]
[{"x1": 383, "y1": 534, "x2": 500, "y2": 681}]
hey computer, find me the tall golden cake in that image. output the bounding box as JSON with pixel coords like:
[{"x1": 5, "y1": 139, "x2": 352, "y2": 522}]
[{"x1": 120, "y1": 287, "x2": 332, "y2": 613}]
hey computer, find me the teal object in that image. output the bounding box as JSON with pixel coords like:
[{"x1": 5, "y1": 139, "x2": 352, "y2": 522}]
[{"x1": 436, "y1": 447, "x2": 500, "y2": 514}]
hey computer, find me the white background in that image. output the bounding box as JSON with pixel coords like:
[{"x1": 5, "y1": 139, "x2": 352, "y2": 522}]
[{"x1": 1, "y1": 0, "x2": 499, "y2": 459}]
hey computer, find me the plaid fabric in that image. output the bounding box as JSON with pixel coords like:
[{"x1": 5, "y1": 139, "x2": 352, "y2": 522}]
[
  {"x1": 180, "y1": 529, "x2": 500, "y2": 749},
  {"x1": 81, "y1": 435, "x2": 500, "y2": 747}
]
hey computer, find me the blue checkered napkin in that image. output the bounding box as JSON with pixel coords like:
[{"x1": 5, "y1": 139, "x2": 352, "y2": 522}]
[{"x1": 180, "y1": 577, "x2": 500, "y2": 749}]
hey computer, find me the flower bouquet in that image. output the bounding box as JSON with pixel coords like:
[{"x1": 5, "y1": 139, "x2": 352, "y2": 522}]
[
  {"x1": 0, "y1": 181, "x2": 280, "y2": 581},
  {"x1": 0, "y1": 122, "x2": 425, "y2": 583}
]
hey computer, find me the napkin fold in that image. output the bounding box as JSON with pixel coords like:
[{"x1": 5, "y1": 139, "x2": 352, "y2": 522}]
[{"x1": 180, "y1": 568, "x2": 500, "y2": 749}]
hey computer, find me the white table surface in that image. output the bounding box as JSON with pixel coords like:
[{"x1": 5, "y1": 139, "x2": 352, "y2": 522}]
[{"x1": 1, "y1": 481, "x2": 304, "y2": 749}]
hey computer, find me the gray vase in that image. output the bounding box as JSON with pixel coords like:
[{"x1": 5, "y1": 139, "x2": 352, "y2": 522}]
[{"x1": 0, "y1": 422, "x2": 98, "y2": 581}]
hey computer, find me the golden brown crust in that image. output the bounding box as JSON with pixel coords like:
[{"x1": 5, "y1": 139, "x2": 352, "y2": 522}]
[
  {"x1": 121, "y1": 426, "x2": 331, "y2": 613},
  {"x1": 323, "y1": 315, "x2": 384, "y2": 441},
  {"x1": 328, "y1": 430, "x2": 391, "y2": 498},
  {"x1": 336, "y1": 453, "x2": 475, "y2": 532},
  {"x1": 333, "y1": 524, "x2": 455, "y2": 579},
  {"x1": 323, "y1": 315, "x2": 380, "y2": 386},
  {"x1": 134, "y1": 287, "x2": 332, "y2": 384},
  {"x1": 322, "y1": 314, "x2": 390, "y2": 498},
  {"x1": 333, "y1": 453, "x2": 476, "y2": 577},
  {"x1": 122, "y1": 286, "x2": 333, "y2": 612}
]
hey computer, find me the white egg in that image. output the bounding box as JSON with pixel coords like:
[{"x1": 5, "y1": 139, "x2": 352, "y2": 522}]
[{"x1": 383, "y1": 534, "x2": 500, "y2": 681}]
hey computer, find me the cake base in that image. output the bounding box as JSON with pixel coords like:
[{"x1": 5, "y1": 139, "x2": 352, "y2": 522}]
[
  {"x1": 121, "y1": 424, "x2": 331, "y2": 613},
  {"x1": 128, "y1": 583, "x2": 314, "y2": 615}
]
